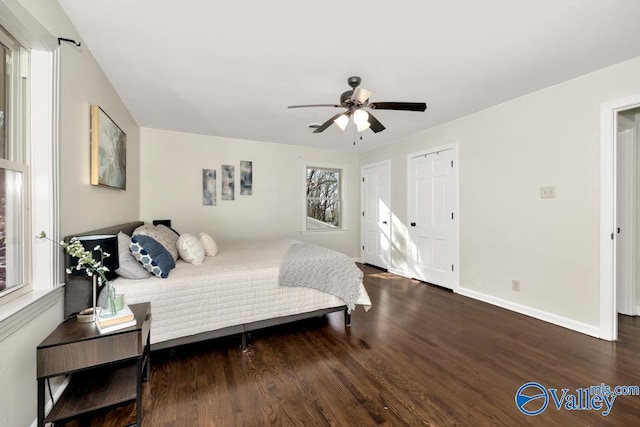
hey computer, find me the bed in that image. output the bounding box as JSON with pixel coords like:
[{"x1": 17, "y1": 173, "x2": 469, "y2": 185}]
[{"x1": 64, "y1": 221, "x2": 372, "y2": 350}]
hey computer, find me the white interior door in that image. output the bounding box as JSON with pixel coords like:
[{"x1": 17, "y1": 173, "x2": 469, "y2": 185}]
[
  {"x1": 361, "y1": 161, "x2": 391, "y2": 269},
  {"x1": 408, "y1": 148, "x2": 457, "y2": 289},
  {"x1": 616, "y1": 114, "x2": 637, "y2": 315}
]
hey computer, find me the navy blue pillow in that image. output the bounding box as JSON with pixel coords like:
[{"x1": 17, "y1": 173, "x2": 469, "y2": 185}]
[{"x1": 130, "y1": 235, "x2": 176, "y2": 278}]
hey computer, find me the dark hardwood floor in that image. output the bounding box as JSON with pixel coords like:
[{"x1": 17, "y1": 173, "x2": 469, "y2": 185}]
[{"x1": 63, "y1": 264, "x2": 640, "y2": 426}]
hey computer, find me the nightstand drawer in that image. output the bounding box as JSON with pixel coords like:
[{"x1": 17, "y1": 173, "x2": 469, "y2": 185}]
[
  {"x1": 38, "y1": 330, "x2": 141, "y2": 376},
  {"x1": 37, "y1": 303, "x2": 151, "y2": 378}
]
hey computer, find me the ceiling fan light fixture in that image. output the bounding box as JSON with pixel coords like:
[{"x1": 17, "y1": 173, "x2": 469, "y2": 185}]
[
  {"x1": 334, "y1": 114, "x2": 349, "y2": 131},
  {"x1": 353, "y1": 109, "x2": 370, "y2": 132},
  {"x1": 288, "y1": 76, "x2": 427, "y2": 135},
  {"x1": 356, "y1": 120, "x2": 371, "y2": 132}
]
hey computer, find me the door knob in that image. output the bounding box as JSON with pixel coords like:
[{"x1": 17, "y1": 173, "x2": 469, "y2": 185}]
[
  {"x1": 411, "y1": 222, "x2": 416, "y2": 227},
  {"x1": 382, "y1": 221, "x2": 388, "y2": 224}
]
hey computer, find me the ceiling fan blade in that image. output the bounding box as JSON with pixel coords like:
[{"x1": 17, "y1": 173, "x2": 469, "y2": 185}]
[
  {"x1": 352, "y1": 87, "x2": 373, "y2": 104},
  {"x1": 367, "y1": 112, "x2": 386, "y2": 133},
  {"x1": 369, "y1": 102, "x2": 427, "y2": 112},
  {"x1": 313, "y1": 112, "x2": 348, "y2": 133},
  {"x1": 288, "y1": 104, "x2": 342, "y2": 109}
]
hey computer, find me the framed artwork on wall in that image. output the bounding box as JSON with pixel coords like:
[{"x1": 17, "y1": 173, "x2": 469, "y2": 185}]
[
  {"x1": 240, "y1": 160, "x2": 252, "y2": 195},
  {"x1": 221, "y1": 165, "x2": 235, "y2": 200},
  {"x1": 203, "y1": 169, "x2": 217, "y2": 206},
  {"x1": 90, "y1": 105, "x2": 126, "y2": 190}
]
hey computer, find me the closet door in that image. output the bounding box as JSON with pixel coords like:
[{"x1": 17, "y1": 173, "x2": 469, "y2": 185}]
[
  {"x1": 408, "y1": 148, "x2": 457, "y2": 288},
  {"x1": 361, "y1": 161, "x2": 391, "y2": 269}
]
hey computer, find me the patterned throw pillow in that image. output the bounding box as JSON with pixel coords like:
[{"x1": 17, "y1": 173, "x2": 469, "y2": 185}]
[
  {"x1": 133, "y1": 224, "x2": 179, "y2": 261},
  {"x1": 130, "y1": 235, "x2": 176, "y2": 278}
]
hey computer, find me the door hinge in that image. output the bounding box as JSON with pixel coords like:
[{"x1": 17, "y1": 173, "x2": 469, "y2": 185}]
[
  {"x1": 362, "y1": 211, "x2": 365, "y2": 217},
  {"x1": 618, "y1": 227, "x2": 621, "y2": 234},
  {"x1": 362, "y1": 177, "x2": 365, "y2": 182},
  {"x1": 362, "y1": 245, "x2": 365, "y2": 250},
  {"x1": 451, "y1": 160, "x2": 454, "y2": 168},
  {"x1": 452, "y1": 264, "x2": 455, "y2": 271},
  {"x1": 611, "y1": 233, "x2": 614, "y2": 240},
  {"x1": 451, "y1": 212, "x2": 454, "y2": 220}
]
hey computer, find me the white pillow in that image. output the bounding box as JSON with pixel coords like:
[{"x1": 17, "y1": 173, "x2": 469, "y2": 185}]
[
  {"x1": 199, "y1": 232, "x2": 218, "y2": 256},
  {"x1": 177, "y1": 233, "x2": 205, "y2": 265},
  {"x1": 114, "y1": 232, "x2": 152, "y2": 279}
]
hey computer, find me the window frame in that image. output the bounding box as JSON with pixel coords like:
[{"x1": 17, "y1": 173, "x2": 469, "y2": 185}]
[
  {"x1": 0, "y1": 5, "x2": 59, "y2": 309},
  {"x1": 0, "y1": 26, "x2": 30, "y2": 302},
  {"x1": 301, "y1": 163, "x2": 348, "y2": 235}
]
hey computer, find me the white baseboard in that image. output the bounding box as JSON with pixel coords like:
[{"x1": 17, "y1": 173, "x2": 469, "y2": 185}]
[
  {"x1": 362, "y1": 266, "x2": 601, "y2": 338},
  {"x1": 456, "y1": 286, "x2": 601, "y2": 338}
]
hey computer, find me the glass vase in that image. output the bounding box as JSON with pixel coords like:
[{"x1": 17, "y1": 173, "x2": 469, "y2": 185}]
[{"x1": 101, "y1": 282, "x2": 117, "y2": 318}]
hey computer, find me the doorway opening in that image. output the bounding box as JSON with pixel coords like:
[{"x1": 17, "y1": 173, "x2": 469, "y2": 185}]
[{"x1": 600, "y1": 95, "x2": 640, "y2": 341}]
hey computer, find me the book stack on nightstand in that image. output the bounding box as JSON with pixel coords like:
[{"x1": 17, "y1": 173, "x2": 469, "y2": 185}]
[{"x1": 96, "y1": 305, "x2": 136, "y2": 334}]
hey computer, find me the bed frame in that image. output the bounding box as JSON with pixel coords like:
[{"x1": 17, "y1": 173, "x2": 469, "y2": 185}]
[{"x1": 64, "y1": 221, "x2": 351, "y2": 351}]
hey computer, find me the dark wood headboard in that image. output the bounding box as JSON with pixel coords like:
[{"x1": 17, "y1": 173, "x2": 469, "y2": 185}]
[{"x1": 63, "y1": 221, "x2": 144, "y2": 318}]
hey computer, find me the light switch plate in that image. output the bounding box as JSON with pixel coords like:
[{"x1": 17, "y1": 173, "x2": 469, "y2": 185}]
[{"x1": 540, "y1": 186, "x2": 556, "y2": 199}]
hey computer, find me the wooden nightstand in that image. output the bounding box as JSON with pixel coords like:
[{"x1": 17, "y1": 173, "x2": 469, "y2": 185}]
[{"x1": 37, "y1": 302, "x2": 151, "y2": 427}]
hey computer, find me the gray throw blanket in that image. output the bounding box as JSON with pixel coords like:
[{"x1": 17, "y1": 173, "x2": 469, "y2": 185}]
[{"x1": 279, "y1": 243, "x2": 363, "y2": 312}]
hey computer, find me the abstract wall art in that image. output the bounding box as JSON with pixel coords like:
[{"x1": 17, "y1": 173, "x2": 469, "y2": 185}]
[
  {"x1": 90, "y1": 105, "x2": 126, "y2": 189},
  {"x1": 202, "y1": 169, "x2": 216, "y2": 206}
]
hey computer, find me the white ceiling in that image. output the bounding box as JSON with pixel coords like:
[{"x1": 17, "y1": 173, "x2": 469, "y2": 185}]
[{"x1": 58, "y1": 0, "x2": 640, "y2": 153}]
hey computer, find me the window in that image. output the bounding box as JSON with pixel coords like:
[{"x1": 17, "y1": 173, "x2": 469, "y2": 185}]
[
  {"x1": 306, "y1": 167, "x2": 342, "y2": 230},
  {"x1": 0, "y1": 26, "x2": 28, "y2": 299}
]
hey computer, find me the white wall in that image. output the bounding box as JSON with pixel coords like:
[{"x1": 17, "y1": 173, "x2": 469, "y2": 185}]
[
  {"x1": 140, "y1": 128, "x2": 360, "y2": 257},
  {"x1": 0, "y1": 295, "x2": 63, "y2": 427},
  {"x1": 0, "y1": 1, "x2": 141, "y2": 426},
  {"x1": 58, "y1": 45, "x2": 141, "y2": 236},
  {"x1": 57, "y1": 52, "x2": 140, "y2": 237},
  {"x1": 15, "y1": 0, "x2": 141, "y2": 237},
  {"x1": 359, "y1": 56, "x2": 640, "y2": 330}
]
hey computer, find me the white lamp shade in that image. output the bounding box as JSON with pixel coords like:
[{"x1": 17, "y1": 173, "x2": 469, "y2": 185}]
[
  {"x1": 353, "y1": 109, "x2": 370, "y2": 132},
  {"x1": 354, "y1": 109, "x2": 371, "y2": 132},
  {"x1": 334, "y1": 114, "x2": 349, "y2": 131}
]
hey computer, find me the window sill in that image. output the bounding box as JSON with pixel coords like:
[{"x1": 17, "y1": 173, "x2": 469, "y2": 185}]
[
  {"x1": 0, "y1": 286, "x2": 63, "y2": 342},
  {"x1": 300, "y1": 229, "x2": 349, "y2": 236}
]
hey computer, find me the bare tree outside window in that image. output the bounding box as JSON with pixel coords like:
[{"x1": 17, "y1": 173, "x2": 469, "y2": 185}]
[{"x1": 306, "y1": 167, "x2": 341, "y2": 230}]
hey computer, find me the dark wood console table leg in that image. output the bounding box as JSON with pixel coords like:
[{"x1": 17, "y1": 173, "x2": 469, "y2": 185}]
[
  {"x1": 37, "y1": 379, "x2": 44, "y2": 427},
  {"x1": 136, "y1": 357, "x2": 142, "y2": 426},
  {"x1": 135, "y1": 333, "x2": 151, "y2": 426}
]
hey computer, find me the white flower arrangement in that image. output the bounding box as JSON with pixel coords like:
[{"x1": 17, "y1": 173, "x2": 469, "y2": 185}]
[{"x1": 36, "y1": 230, "x2": 111, "y2": 287}]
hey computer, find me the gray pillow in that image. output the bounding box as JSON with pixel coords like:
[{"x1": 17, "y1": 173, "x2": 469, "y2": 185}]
[{"x1": 115, "y1": 232, "x2": 152, "y2": 279}]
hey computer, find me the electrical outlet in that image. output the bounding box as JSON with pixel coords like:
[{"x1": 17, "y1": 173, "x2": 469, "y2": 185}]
[{"x1": 512, "y1": 279, "x2": 521, "y2": 291}]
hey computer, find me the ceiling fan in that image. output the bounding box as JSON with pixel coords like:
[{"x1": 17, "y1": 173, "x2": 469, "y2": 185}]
[{"x1": 288, "y1": 76, "x2": 427, "y2": 134}]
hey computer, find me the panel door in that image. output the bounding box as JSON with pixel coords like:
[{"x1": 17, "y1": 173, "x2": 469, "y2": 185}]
[
  {"x1": 408, "y1": 149, "x2": 456, "y2": 288},
  {"x1": 362, "y1": 162, "x2": 391, "y2": 269}
]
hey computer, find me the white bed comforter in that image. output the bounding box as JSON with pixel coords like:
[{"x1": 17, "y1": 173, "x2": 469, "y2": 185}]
[{"x1": 112, "y1": 239, "x2": 372, "y2": 345}]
